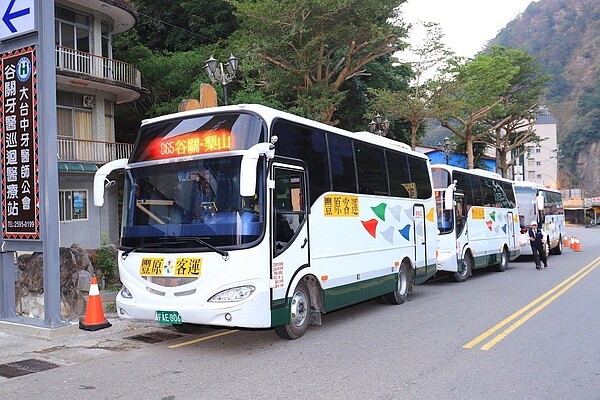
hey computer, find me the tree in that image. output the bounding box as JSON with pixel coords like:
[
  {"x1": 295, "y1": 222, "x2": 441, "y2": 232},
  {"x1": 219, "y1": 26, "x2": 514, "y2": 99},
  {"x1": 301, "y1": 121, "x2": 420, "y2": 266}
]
[
  {"x1": 128, "y1": 0, "x2": 238, "y2": 52},
  {"x1": 437, "y1": 46, "x2": 522, "y2": 169},
  {"x1": 370, "y1": 22, "x2": 458, "y2": 149},
  {"x1": 478, "y1": 47, "x2": 550, "y2": 177},
  {"x1": 231, "y1": 0, "x2": 408, "y2": 125}
]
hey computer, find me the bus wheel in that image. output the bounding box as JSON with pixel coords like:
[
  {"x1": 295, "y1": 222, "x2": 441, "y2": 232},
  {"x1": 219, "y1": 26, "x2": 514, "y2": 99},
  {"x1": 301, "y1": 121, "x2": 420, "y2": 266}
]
[
  {"x1": 385, "y1": 262, "x2": 410, "y2": 305},
  {"x1": 452, "y1": 254, "x2": 472, "y2": 282},
  {"x1": 551, "y1": 235, "x2": 563, "y2": 255},
  {"x1": 496, "y1": 246, "x2": 509, "y2": 272},
  {"x1": 275, "y1": 280, "x2": 311, "y2": 340}
]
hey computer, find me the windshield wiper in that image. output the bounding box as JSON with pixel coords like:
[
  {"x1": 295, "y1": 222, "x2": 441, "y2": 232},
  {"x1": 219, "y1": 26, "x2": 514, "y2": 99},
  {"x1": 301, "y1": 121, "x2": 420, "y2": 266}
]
[
  {"x1": 176, "y1": 237, "x2": 230, "y2": 261},
  {"x1": 121, "y1": 237, "x2": 229, "y2": 261},
  {"x1": 120, "y1": 240, "x2": 182, "y2": 259}
]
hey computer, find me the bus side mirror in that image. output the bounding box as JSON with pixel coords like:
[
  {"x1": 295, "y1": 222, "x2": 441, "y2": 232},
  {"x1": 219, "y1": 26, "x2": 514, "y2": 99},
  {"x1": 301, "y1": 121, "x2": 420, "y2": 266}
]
[
  {"x1": 536, "y1": 194, "x2": 544, "y2": 211},
  {"x1": 93, "y1": 158, "x2": 128, "y2": 206},
  {"x1": 444, "y1": 183, "x2": 456, "y2": 211},
  {"x1": 240, "y1": 143, "x2": 275, "y2": 197}
]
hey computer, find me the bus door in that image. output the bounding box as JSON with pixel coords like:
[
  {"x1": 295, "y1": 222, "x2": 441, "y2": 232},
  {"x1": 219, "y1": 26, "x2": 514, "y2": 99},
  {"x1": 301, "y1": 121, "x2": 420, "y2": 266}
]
[
  {"x1": 270, "y1": 164, "x2": 309, "y2": 304},
  {"x1": 454, "y1": 193, "x2": 466, "y2": 266},
  {"x1": 413, "y1": 204, "x2": 429, "y2": 279},
  {"x1": 507, "y1": 211, "x2": 516, "y2": 249}
]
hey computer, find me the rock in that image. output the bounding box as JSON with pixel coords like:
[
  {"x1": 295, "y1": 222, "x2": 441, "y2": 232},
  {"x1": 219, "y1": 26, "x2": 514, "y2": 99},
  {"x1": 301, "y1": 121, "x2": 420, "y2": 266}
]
[{"x1": 15, "y1": 243, "x2": 113, "y2": 320}]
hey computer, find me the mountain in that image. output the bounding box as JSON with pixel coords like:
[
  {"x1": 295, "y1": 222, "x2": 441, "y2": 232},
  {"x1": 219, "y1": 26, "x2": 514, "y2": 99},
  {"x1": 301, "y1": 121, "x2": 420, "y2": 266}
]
[{"x1": 490, "y1": 0, "x2": 600, "y2": 194}]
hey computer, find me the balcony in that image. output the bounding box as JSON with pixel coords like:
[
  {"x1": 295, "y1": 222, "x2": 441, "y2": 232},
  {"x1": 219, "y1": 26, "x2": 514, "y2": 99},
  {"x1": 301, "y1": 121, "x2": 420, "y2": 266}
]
[
  {"x1": 58, "y1": 137, "x2": 133, "y2": 165},
  {"x1": 55, "y1": 45, "x2": 142, "y2": 103}
]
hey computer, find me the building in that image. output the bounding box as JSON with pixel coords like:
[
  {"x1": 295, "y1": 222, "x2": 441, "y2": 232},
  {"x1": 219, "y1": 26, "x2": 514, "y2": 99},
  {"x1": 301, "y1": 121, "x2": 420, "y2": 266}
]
[
  {"x1": 55, "y1": 0, "x2": 141, "y2": 248},
  {"x1": 417, "y1": 144, "x2": 496, "y2": 171},
  {"x1": 513, "y1": 107, "x2": 559, "y2": 189}
]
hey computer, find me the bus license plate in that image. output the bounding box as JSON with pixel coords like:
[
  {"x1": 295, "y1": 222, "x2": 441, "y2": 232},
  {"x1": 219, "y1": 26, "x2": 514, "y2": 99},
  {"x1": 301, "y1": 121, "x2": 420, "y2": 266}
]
[{"x1": 156, "y1": 310, "x2": 182, "y2": 325}]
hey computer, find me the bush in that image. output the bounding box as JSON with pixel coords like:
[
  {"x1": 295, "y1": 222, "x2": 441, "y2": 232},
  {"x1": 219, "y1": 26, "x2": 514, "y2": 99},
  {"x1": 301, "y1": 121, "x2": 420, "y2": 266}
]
[{"x1": 96, "y1": 233, "x2": 117, "y2": 284}]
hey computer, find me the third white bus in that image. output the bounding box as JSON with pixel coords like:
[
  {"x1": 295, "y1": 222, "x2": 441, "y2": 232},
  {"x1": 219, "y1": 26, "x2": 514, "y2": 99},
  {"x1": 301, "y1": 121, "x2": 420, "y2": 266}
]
[{"x1": 513, "y1": 181, "x2": 566, "y2": 256}]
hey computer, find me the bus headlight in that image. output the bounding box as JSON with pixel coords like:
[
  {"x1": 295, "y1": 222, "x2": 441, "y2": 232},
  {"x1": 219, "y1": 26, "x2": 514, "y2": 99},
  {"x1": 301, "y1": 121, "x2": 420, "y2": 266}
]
[
  {"x1": 208, "y1": 286, "x2": 255, "y2": 302},
  {"x1": 120, "y1": 285, "x2": 133, "y2": 299}
]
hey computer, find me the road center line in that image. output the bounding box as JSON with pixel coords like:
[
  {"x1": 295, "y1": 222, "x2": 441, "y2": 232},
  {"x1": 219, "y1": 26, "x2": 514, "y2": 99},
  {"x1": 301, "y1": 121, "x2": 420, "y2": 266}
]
[
  {"x1": 464, "y1": 256, "x2": 600, "y2": 350},
  {"x1": 168, "y1": 329, "x2": 239, "y2": 348}
]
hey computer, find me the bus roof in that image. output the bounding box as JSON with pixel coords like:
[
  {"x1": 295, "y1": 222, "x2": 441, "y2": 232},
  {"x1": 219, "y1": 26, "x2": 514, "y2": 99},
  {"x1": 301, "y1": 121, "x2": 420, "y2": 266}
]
[
  {"x1": 140, "y1": 103, "x2": 425, "y2": 159},
  {"x1": 430, "y1": 164, "x2": 512, "y2": 182},
  {"x1": 512, "y1": 180, "x2": 561, "y2": 194}
]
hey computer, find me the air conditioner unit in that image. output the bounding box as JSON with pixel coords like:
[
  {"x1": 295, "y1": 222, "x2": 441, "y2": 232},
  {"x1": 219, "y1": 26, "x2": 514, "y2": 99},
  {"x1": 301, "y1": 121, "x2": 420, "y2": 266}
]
[{"x1": 83, "y1": 95, "x2": 95, "y2": 108}]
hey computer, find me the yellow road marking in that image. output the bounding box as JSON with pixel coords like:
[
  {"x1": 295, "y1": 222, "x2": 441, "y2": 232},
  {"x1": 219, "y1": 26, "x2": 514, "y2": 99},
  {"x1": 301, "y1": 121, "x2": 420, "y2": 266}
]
[
  {"x1": 464, "y1": 256, "x2": 600, "y2": 351},
  {"x1": 168, "y1": 329, "x2": 239, "y2": 348}
]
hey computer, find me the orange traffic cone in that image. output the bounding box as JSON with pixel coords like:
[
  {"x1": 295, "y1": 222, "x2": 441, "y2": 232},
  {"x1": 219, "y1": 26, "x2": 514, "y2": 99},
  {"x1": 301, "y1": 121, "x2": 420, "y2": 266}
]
[
  {"x1": 79, "y1": 276, "x2": 112, "y2": 331},
  {"x1": 572, "y1": 238, "x2": 582, "y2": 252},
  {"x1": 562, "y1": 236, "x2": 570, "y2": 248}
]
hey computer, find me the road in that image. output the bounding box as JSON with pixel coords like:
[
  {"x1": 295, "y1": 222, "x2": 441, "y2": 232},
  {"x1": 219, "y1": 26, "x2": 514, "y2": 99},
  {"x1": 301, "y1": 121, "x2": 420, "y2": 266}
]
[{"x1": 1, "y1": 226, "x2": 599, "y2": 399}]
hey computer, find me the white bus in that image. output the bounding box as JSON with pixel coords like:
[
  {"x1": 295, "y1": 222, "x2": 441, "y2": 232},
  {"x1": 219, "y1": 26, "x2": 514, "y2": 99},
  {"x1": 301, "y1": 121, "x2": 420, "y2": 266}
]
[
  {"x1": 513, "y1": 181, "x2": 566, "y2": 256},
  {"x1": 431, "y1": 165, "x2": 520, "y2": 282},
  {"x1": 94, "y1": 104, "x2": 438, "y2": 339}
]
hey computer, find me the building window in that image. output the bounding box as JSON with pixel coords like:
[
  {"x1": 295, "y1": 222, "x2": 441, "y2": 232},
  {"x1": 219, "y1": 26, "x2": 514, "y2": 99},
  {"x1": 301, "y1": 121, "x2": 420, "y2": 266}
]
[
  {"x1": 527, "y1": 171, "x2": 536, "y2": 180},
  {"x1": 536, "y1": 161, "x2": 541, "y2": 166},
  {"x1": 535, "y1": 147, "x2": 541, "y2": 153},
  {"x1": 101, "y1": 22, "x2": 112, "y2": 58},
  {"x1": 57, "y1": 91, "x2": 93, "y2": 139},
  {"x1": 59, "y1": 190, "x2": 88, "y2": 221},
  {"x1": 526, "y1": 147, "x2": 534, "y2": 159},
  {"x1": 55, "y1": 6, "x2": 91, "y2": 52}
]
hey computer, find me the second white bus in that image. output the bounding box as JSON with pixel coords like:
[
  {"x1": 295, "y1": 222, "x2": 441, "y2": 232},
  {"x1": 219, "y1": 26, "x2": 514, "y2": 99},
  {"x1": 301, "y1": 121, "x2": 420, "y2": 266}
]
[{"x1": 432, "y1": 165, "x2": 520, "y2": 282}]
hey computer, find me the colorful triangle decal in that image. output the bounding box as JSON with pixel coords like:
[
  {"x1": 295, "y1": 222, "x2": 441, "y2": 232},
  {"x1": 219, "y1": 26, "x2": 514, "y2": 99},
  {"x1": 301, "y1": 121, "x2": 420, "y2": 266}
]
[
  {"x1": 361, "y1": 219, "x2": 378, "y2": 238},
  {"x1": 399, "y1": 224, "x2": 411, "y2": 241},
  {"x1": 372, "y1": 203, "x2": 387, "y2": 221},
  {"x1": 426, "y1": 208, "x2": 435, "y2": 222}
]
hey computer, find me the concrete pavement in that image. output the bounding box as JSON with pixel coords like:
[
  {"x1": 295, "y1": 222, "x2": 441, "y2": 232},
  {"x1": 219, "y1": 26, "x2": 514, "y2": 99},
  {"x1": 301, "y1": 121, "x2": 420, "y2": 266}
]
[{"x1": 0, "y1": 292, "x2": 173, "y2": 380}]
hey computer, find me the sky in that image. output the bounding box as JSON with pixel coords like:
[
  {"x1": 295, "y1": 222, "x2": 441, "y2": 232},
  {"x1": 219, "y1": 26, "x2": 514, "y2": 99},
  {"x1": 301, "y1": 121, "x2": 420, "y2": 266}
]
[{"x1": 400, "y1": 0, "x2": 538, "y2": 58}]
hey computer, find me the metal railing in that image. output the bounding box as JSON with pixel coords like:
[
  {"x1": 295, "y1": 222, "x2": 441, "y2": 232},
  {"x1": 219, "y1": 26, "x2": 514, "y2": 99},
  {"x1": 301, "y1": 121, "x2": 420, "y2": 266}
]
[
  {"x1": 55, "y1": 45, "x2": 141, "y2": 88},
  {"x1": 58, "y1": 137, "x2": 133, "y2": 163}
]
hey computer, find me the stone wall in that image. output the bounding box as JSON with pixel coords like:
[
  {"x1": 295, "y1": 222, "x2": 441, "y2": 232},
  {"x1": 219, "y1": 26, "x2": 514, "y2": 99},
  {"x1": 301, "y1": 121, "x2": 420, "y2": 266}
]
[{"x1": 15, "y1": 243, "x2": 117, "y2": 320}]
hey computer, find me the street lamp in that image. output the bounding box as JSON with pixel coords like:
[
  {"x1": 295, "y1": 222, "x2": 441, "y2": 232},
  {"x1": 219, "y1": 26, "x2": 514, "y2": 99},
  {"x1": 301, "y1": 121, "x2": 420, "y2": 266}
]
[
  {"x1": 368, "y1": 113, "x2": 390, "y2": 137},
  {"x1": 204, "y1": 54, "x2": 239, "y2": 106},
  {"x1": 437, "y1": 136, "x2": 454, "y2": 165}
]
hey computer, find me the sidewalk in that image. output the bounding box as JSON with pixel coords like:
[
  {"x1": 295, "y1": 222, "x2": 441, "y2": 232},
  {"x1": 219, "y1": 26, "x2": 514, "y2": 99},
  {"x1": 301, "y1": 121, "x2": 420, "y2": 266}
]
[{"x1": 0, "y1": 293, "x2": 165, "y2": 373}]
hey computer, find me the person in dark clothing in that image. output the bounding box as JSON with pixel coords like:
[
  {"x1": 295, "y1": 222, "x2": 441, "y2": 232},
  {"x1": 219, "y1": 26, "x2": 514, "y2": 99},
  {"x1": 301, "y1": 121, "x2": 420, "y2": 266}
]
[{"x1": 529, "y1": 221, "x2": 548, "y2": 270}]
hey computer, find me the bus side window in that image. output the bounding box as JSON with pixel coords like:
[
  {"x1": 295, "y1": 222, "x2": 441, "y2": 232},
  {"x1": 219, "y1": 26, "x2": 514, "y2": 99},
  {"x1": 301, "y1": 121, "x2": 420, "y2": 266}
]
[{"x1": 274, "y1": 168, "x2": 306, "y2": 252}]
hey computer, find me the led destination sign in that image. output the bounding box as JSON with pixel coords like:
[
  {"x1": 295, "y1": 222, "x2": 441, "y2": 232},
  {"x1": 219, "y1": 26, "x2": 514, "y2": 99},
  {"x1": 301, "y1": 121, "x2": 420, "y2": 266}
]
[{"x1": 148, "y1": 130, "x2": 232, "y2": 160}]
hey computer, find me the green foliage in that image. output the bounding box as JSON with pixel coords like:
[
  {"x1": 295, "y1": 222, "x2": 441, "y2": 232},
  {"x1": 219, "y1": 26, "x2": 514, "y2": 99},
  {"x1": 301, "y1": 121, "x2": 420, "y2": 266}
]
[
  {"x1": 560, "y1": 109, "x2": 600, "y2": 185},
  {"x1": 491, "y1": 0, "x2": 600, "y2": 185},
  {"x1": 128, "y1": 0, "x2": 238, "y2": 52},
  {"x1": 230, "y1": 0, "x2": 409, "y2": 124},
  {"x1": 96, "y1": 233, "x2": 117, "y2": 284}
]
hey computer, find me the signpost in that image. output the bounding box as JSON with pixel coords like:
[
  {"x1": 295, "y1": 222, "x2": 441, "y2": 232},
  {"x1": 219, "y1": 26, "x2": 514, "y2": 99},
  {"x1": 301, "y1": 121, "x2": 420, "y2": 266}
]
[
  {"x1": 0, "y1": 0, "x2": 63, "y2": 331},
  {"x1": 0, "y1": 0, "x2": 35, "y2": 41}
]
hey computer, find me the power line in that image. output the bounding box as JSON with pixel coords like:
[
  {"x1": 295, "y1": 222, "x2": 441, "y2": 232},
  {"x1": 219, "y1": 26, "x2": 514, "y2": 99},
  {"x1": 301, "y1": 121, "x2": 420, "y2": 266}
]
[{"x1": 136, "y1": 12, "x2": 215, "y2": 42}]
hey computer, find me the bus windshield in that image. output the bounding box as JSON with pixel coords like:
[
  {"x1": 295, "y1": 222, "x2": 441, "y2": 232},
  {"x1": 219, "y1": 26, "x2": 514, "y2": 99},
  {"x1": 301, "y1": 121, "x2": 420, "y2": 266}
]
[
  {"x1": 514, "y1": 186, "x2": 537, "y2": 228},
  {"x1": 121, "y1": 156, "x2": 264, "y2": 250}
]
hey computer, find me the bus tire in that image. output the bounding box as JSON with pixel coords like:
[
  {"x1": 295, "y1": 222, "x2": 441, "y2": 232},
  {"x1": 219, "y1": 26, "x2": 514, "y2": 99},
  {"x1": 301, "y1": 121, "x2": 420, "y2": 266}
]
[
  {"x1": 551, "y1": 235, "x2": 563, "y2": 255},
  {"x1": 275, "y1": 280, "x2": 311, "y2": 340},
  {"x1": 452, "y1": 253, "x2": 472, "y2": 282},
  {"x1": 385, "y1": 262, "x2": 410, "y2": 305},
  {"x1": 495, "y1": 246, "x2": 509, "y2": 272}
]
